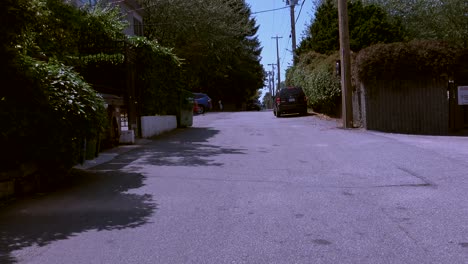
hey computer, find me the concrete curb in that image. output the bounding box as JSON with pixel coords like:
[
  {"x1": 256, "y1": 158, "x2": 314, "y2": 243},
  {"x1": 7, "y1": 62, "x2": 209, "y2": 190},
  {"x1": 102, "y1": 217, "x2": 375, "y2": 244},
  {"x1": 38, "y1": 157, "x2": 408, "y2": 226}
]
[{"x1": 74, "y1": 138, "x2": 153, "y2": 170}]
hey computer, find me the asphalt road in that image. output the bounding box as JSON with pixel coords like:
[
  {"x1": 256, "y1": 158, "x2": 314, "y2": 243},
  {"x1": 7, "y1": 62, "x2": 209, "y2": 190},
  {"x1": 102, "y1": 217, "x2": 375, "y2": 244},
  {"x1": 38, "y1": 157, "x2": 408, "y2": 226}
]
[{"x1": 1, "y1": 111, "x2": 468, "y2": 264}]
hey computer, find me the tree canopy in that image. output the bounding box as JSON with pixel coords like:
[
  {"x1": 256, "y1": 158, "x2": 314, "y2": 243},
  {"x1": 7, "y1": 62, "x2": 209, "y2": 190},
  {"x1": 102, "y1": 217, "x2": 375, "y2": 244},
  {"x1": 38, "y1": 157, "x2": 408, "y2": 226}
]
[
  {"x1": 140, "y1": 0, "x2": 265, "y2": 104},
  {"x1": 364, "y1": 0, "x2": 468, "y2": 47},
  {"x1": 297, "y1": 0, "x2": 407, "y2": 55},
  {"x1": 0, "y1": 0, "x2": 125, "y2": 170}
]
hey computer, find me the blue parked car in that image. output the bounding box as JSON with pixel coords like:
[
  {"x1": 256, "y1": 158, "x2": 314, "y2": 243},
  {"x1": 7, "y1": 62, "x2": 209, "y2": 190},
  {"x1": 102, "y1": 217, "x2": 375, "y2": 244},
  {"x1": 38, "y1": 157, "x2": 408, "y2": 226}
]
[{"x1": 193, "y1": 93, "x2": 212, "y2": 114}]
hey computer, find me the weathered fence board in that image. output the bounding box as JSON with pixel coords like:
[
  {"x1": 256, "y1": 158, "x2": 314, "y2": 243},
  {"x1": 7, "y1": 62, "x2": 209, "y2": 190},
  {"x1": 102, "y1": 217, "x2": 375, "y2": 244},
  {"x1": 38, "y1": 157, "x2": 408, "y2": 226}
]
[{"x1": 359, "y1": 78, "x2": 449, "y2": 135}]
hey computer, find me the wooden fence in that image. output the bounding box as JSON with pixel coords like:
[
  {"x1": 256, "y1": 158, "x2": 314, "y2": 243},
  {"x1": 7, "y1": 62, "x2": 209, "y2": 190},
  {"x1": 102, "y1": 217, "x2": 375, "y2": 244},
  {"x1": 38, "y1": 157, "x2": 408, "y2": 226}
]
[{"x1": 355, "y1": 78, "x2": 450, "y2": 135}]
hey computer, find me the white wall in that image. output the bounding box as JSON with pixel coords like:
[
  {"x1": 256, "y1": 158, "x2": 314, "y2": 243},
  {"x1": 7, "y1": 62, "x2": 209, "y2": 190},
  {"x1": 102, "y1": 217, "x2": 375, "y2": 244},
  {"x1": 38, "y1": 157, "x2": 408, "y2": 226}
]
[{"x1": 140, "y1": 116, "x2": 177, "y2": 138}]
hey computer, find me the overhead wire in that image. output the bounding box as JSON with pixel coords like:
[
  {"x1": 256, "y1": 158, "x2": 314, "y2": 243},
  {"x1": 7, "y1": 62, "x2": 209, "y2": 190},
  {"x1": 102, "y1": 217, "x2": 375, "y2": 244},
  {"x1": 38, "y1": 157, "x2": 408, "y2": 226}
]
[
  {"x1": 252, "y1": 6, "x2": 290, "y2": 14},
  {"x1": 281, "y1": 0, "x2": 307, "y2": 78},
  {"x1": 281, "y1": 1, "x2": 307, "y2": 71},
  {"x1": 250, "y1": 2, "x2": 307, "y2": 83},
  {"x1": 278, "y1": 3, "x2": 290, "y2": 83},
  {"x1": 295, "y1": 0, "x2": 306, "y2": 24}
]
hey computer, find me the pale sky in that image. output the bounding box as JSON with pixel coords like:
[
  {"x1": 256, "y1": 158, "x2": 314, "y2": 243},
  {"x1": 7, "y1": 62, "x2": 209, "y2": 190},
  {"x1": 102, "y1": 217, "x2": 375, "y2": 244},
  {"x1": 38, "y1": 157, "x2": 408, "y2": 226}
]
[{"x1": 245, "y1": 0, "x2": 315, "y2": 94}]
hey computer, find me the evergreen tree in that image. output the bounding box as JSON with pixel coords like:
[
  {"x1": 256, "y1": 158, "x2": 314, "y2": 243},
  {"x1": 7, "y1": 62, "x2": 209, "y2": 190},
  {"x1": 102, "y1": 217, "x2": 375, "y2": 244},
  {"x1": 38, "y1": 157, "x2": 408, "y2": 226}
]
[
  {"x1": 140, "y1": 0, "x2": 264, "y2": 104},
  {"x1": 364, "y1": 0, "x2": 468, "y2": 47},
  {"x1": 297, "y1": 0, "x2": 406, "y2": 55}
]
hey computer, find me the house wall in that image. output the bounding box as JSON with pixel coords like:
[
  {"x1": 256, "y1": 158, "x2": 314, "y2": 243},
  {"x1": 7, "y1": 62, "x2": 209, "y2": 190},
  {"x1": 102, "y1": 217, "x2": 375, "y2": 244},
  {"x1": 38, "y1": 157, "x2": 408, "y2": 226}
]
[
  {"x1": 357, "y1": 78, "x2": 449, "y2": 135},
  {"x1": 66, "y1": 0, "x2": 143, "y2": 36},
  {"x1": 115, "y1": 0, "x2": 144, "y2": 36}
]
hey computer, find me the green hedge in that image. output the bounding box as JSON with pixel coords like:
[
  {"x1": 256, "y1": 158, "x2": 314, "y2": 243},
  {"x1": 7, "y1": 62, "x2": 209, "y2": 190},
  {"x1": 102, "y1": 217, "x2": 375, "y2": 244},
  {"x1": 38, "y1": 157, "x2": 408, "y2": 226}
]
[
  {"x1": 287, "y1": 40, "x2": 467, "y2": 116},
  {"x1": 0, "y1": 56, "x2": 106, "y2": 171},
  {"x1": 354, "y1": 40, "x2": 463, "y2": 83},
  {"x1": 129, "y1": 36, "x2": 185, "y2": 116},
  {"x1": 286, "y1": 51, "x2": 341, "y2": 115}
]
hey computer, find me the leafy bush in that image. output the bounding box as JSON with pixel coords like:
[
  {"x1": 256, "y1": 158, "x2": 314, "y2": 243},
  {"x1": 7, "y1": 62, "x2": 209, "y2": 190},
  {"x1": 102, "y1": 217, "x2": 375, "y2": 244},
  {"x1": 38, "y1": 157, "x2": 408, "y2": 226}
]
[
  {"x1": 129, "y1": 36, "x2": 185, "y2": 115},
  {"x1": 0, "y1": 56, "x2": 106, "y2": 171},
  {"x1": 0, "y1": 0, "x2": 184, "y2": 173},
  {"x1": 287, "y1": 52, "x2": 341, "y2": 115},
  {"x1": 286, "y1": 52, "x2": 327, "y2": 87},
  {"x1": 15, "y1": 0, "x2": 127, "y2": 60},
  {"x1": 354, "y1": 40, "x2": 463, "y2": 83},
  {"x1": 29, "y1": 57, "x2": 107, "y2": 137},
  {"x1": 365, "y1": 0, "x2": 468, "y2": 46}
]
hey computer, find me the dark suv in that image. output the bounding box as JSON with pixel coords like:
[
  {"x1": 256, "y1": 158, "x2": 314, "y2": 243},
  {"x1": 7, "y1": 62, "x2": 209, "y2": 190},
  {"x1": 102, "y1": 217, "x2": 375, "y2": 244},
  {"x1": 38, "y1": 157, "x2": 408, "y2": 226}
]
[{"x1": 273, "y1": 87, "x2": 307, "y2": 117}]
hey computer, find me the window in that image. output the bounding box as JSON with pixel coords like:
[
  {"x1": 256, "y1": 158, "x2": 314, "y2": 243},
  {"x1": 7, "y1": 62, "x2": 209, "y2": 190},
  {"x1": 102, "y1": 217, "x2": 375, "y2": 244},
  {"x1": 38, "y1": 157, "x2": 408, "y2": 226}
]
[{"x1": 133, "y1": 18, "x2": 144, "y2": 36}]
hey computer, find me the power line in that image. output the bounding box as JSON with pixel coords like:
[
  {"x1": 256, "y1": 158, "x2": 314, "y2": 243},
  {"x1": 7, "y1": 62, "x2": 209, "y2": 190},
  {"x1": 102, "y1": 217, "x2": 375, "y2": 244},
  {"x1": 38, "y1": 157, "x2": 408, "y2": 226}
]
[
  {"x1": 252, "y1": 6, "x2": 289, "y2": 15},
  {"x1": 295, "y1": 0, "x2": 307, "y2": 24}
]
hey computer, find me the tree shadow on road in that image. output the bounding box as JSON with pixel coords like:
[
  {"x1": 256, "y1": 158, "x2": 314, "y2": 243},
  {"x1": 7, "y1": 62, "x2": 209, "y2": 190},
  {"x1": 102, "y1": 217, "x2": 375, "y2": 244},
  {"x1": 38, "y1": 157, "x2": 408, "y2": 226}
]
[
  {"x1": 0, "y1": 167, "x2": 157, "y2": 263},
  {"x1": 0, "y1": 127, "x2": 242, "y2": 263},
  {"x1": 140, "y1": 127, "x2": 247, "y2": 167}
]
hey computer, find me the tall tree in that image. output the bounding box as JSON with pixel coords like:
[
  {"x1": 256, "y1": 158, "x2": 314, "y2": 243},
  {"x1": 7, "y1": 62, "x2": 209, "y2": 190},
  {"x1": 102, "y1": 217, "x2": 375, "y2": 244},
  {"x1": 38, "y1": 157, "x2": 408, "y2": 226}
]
[
  {"x1": 140, "y1": 0, "x2": 264, "y2": 104},
  {"x1": 297, "y1": 0, "x2": 406, "y2": 55},
  {"x1": 364, "y1": 0, "x2": 468, "y2": 47}
]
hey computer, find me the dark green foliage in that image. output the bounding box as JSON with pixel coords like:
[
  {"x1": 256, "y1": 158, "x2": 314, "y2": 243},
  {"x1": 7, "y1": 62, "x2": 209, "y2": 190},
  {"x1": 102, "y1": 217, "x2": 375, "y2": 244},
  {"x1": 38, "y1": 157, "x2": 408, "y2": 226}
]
[
  {"x1": 0, "y1": 0, "x2": 35, "y2": 79},
  {"x1": 29, "y1": 57, "x2": 107, "y2": 137},
  {"x1": 286, "y1": 52, "x2": 341, "y2": 115},
  {"x1": 297, "y1": 0, "x2": 339, "y2": 55},
  {"x1": 0, "y1": 0, "x2": 122, "y2": 171},
  {"x1": 0, "y1": 56, "x2": 106, "y2": 171},
  {"x1": 129, "y1": 37, "x2": 184, "y2": 115},
  {"x1": 141, "y1": 0, "x2": 264, "y2": 105},
  {"x1": 354, "y1": 40, "x2": 464, "y2": 83},
  {"x1": 365, "y1": 0, "x2": 468, "y2": 47},
  {"x1": 17, "y1": 0, "x2": 127, "y2": 60},
  {"x1": 289, "y1": 0, "x2": 408, "y2": 115},
  {"x1": 348, "y1": 1, "x2": 407, "y2": 51},
  {"x1": 297, "y1": 0, "x2": 407, "y2": 55}
]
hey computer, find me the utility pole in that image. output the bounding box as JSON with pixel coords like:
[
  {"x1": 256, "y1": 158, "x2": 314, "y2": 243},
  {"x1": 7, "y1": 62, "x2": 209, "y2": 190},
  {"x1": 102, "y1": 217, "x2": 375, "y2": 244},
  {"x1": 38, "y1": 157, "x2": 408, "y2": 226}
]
[
  {"x1": 338, "y1": 0, "x2": 353, "y2": 128},
  {"x1": 267, "y1": 63, "x2": 276, "y2": 96},
  {"x1": 266, "y1": 72, "x2": 273, "y2": 101},
  {"x1": 267, "y1": 72, "x2": 273, "y2": 108},
  {"x1": 272, "y1": 36, "x2": 282, "y2": 93},
  {"x1": 287, "y1": 0, "x2": 298, "y2": 65},
  {"x1": 267, "y1": 72, "x2": 272, "y2": 96}
]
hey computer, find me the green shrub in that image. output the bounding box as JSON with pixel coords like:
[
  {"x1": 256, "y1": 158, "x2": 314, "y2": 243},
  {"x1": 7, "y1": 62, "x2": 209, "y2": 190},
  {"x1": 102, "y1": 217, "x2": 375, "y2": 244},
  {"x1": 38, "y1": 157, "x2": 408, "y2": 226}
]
[
  {"x1": 287, "y1": 52, "x2": 341, "y2": 115},
  {"x1": 0, "y1": 55, "x2": 106, "y2": 171},
  {"x1": 129, "y1": 36, "x2": 185, "y2": 115},
  {"x1": 354, "y1": 40, "x2": 463, "y2": 83}
]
